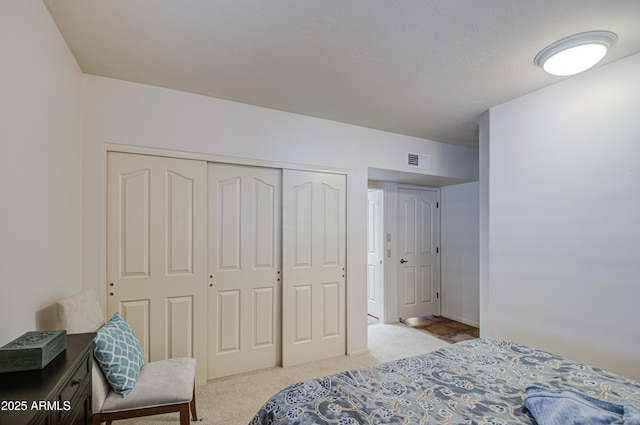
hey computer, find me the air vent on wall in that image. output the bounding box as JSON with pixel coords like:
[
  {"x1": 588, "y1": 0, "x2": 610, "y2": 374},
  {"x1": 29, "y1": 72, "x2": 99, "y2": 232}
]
[{"x1": 407, "y1": 152, "x2": 431, "y2": 170}]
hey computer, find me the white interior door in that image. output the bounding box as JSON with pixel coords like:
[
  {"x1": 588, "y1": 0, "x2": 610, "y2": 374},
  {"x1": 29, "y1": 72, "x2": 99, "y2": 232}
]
[
  {"x1": 208, "y1": 163, "x2": 281, "y2": 379},
  {"x1": 367, "y1": 188, "x2": 384, "y2": 320},
  {"x1": 106, "y1": 152, "x2": 208, "y2": 385},
  {"x1": 282, "y1": 170, "x2": 346, "y2": 367},
  {"x1": 397, "y1": 188, "x2": 440, "y2": 320}
]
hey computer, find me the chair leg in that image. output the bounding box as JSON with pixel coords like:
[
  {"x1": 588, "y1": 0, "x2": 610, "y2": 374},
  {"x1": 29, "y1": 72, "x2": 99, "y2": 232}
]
[
  {"x1": 190, "y1": 386, "x2": 199, "y2": 421},
  {"x1": 92, "y1": 413, "x2": 104, "y2": 425},
  {"x1": 179, "y1": 404, "x2": 190, "y2": 425}
]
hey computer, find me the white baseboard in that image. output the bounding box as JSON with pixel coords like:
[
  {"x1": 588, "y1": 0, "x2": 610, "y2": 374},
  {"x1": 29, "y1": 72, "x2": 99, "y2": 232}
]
[{"x1": 441, "y1": 312, "x2": 479, "y2": 328}]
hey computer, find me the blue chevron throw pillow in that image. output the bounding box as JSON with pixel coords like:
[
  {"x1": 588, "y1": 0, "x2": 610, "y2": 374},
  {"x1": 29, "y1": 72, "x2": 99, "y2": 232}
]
[{"x1": 93, "y1": 312, "x2": 145, "y2": 396}]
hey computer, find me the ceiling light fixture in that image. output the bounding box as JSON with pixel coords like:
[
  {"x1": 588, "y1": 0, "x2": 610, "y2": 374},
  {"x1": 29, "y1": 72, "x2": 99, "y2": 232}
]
[{"x1": 534, "y1": 31, "x2": 617, "y2": 76}]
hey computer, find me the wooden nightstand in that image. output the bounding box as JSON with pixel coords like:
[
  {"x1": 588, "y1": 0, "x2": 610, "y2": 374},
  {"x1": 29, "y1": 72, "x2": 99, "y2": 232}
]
[{"x1": 0, "y1": 332, "x2": 95, "y2": 425}]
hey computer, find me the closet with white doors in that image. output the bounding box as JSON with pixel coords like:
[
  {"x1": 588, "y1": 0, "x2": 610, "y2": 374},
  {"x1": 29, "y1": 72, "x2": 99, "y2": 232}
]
[{"x1": 106, "y1": 151, "x2": 346, "y2": 383}]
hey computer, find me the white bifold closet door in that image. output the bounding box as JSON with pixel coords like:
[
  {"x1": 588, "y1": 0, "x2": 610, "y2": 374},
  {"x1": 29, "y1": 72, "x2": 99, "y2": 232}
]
[
  {"x1": 207, "y1": 163, "x2": 282, "y2": 379},
  {"x1": 282, "y1": 170, "x2": 346, "y2": 367},
  {"x1": 106, "y1": 152, "x2": 208, "y2": 385}
]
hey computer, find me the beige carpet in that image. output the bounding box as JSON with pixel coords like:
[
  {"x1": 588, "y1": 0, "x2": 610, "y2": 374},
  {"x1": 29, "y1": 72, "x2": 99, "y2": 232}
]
[{"x1": 116, "y1": 323, "x2": 449, "y2": 425}]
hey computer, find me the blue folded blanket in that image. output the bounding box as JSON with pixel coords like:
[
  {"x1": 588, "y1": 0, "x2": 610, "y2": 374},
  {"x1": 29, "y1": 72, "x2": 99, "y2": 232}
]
[{"x1": 524, "y1": 385, "x2": 640, "y2": 425}]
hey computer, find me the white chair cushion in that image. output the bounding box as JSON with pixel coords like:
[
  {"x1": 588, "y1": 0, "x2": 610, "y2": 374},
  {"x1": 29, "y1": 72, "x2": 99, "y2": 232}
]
[
  {"x1": 100, "y1": 357, "x2": 197, "y2": 413},
  {"x1": 92, "y1": 358, "x2": 112, "y2": 413}
]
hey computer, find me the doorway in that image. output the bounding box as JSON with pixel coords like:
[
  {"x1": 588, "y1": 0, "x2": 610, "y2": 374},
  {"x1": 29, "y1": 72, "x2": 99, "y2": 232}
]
[
  {"x1": 397, "y1": 187, "x2": 441, "y2": 321},
  {"x1": 367, "y1": 187, "x2": 384, "y2": 322},
  {"x1": 366, "y1": 183, "x2": 442, "y2": 326}
]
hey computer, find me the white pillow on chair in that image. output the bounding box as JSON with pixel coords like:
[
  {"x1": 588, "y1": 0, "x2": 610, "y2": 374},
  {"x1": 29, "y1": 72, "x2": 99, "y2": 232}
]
[{"x1": 57, "y1": 288, "x2": 105, "y2": 333}]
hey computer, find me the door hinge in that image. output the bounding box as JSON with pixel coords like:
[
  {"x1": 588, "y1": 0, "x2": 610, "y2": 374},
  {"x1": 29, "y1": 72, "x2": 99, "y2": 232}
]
[
  {"x1": 436, "y1": 202, "x2": 439, "y2": 208},
  {"x1": 436, "y1": 247, "x2": 439, "y2": 254},
  {"x1": 436, "y1": 292, "x2": 439, "y2": 299}
]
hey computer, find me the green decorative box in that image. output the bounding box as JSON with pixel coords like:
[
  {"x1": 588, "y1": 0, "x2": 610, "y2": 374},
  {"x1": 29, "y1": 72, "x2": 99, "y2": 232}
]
[{"x1": 0, "y1": 330, "x2": 67, "y2": 373}]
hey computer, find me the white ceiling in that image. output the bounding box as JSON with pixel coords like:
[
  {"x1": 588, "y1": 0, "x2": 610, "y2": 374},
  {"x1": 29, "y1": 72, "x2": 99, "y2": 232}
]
[{"x1": 45, "y1": 0, "x2": 640, "y2": 148}]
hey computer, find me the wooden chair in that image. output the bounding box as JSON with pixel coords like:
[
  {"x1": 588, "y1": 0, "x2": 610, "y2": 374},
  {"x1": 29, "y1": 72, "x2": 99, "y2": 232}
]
[{"x1": 57, "y1": 289, "x2": 198, "y2": 425}]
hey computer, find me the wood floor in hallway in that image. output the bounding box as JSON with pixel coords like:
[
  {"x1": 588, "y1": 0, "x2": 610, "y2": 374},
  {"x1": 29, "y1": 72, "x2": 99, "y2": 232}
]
[{"x1": 369, "y1": 314, "x2": 480, "y2": 344}]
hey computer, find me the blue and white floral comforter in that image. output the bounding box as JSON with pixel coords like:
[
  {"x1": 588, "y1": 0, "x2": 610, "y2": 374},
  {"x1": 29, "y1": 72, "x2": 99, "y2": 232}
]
[{"x1": 251, "y1": 338, "x2": 640, "y2": 424}]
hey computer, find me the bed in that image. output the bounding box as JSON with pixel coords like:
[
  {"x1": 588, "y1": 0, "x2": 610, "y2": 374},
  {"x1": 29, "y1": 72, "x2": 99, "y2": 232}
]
[{"x1": 251, "y1": 338, "x2": 640, "y2": 424}]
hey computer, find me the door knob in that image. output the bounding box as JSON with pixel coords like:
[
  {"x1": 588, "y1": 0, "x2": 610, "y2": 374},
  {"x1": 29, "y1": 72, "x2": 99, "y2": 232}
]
[{"x1": 400, "y1": 259, "x2": 408, "y2": 264}]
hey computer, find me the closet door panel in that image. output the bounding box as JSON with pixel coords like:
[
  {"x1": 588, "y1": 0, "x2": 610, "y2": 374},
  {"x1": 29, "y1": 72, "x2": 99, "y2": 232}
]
[
  {"x1": 107, "y1": 152, "x2": 208, "y2": 385},
  {"x1": 282, "y1": 170, "x2": 346, "y2": 367},
  {"x1": 208, "y1": 163, "x2": 282, "y2": 379},
  {"x1": 120, "y1": 169, "x2": 150, "y2": 277}
]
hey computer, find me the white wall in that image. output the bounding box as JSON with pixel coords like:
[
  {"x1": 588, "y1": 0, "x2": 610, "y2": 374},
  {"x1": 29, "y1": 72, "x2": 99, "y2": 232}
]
[
  {"x1": 81, "y1": 75, "x2": 479, "y2": 356},
  {"x1": 441, "y1": 182, "x2": 479, "y2": 326},
  {"x1": 484, "y1": 53, "x2": 640, "y2": 379},
  {"x1": 478, "y1": 113, "x2": 491, "y2": 337},
  {"x1": 0, "y1": 1, "x2": 83, "y2": 344}
]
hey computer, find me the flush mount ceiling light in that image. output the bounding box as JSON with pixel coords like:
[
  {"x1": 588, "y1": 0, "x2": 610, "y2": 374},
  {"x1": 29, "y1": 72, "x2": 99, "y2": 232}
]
[{"x1": 534, "y1": 31, "x2": 617, "y2": 76}]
